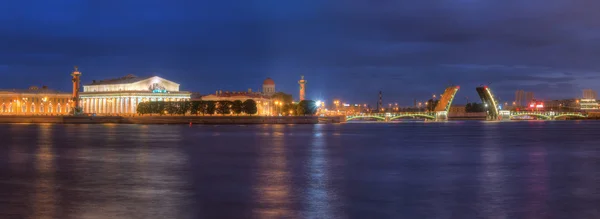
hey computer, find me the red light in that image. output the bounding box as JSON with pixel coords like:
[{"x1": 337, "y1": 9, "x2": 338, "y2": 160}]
[{"x1": 529, "y1": 104, "x2": 535, "y2": 108}]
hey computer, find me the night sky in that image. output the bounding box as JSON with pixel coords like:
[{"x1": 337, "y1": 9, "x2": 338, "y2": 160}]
[{"x1": 1, "y1": 1, "x2": 599, "y2": 105}]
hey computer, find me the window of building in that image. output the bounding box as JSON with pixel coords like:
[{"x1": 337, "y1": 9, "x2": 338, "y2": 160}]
[
  {"x1": 31, "y1": 104, "x2": 35, "y2": 113},
  {"x1": 57, "y1": 105, "x2": 61, "y2": 113},
  {"x1": 49, "y1": 105, "x2": 53, "y2": 113},
  {"x1": 40, "y1": 105, "x2": 44, "y2": 113}
]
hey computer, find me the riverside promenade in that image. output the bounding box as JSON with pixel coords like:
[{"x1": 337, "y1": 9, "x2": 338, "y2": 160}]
[{"x1": 0, "y1": 115, "x2": 346, "y2": 124}]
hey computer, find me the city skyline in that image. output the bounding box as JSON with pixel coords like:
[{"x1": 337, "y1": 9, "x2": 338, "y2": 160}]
[{"x1": 1, "y1": 1, "x2": 600, "y2": 105}]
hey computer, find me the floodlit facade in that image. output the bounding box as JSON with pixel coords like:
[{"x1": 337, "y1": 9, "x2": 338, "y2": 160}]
[
  {"x1": 202, "y1": 91, "x2": 274, "y2": 115},
  {"x1": 579, "y1": 99, "x2": 599, "y2": 111},
  {"x1": 0, "y1": 86, "x2": 72, "y2": 115},
  {"x1": 201, "y1": 78, "x2": 278, "y2": 115},
  {"x1": 80, "y1": 74, "x2": 191, "y2": 114}
]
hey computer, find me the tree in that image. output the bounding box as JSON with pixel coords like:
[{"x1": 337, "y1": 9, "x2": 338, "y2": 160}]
[
  {"x1": 426, "y1": 99, "x2": 439, "y2": 112},
  {"x1": 271, "y1": 92, "x2": 293, "y2": 105},
  {"x1": 282, "y1": 103, "x2": 298, "y2": 116},
  {"x1": 216, "y1": 101, "x2": 232, "y2": 115},
  {"x1": 165, "y1": 102, "x2": 177, "y2": 115},
  {"x1": 298, "y1": 100, "x2": 317, "y2": 115},
  {"x1": 231, "y1": 100, "x2": 243, "y2": 115},
  {"x1": 243, "y1": 99, "x2": 258, "y2": 115},
  {"x1": 137, "y1": 102, "x2": 149, "y2": 115},
  {"x1": 190, "y1": 101, "x2": 201, "y2": 115},
  {"x1": 205, "y1": 101, "x2": 216, "y2": 115},
  {"x1": 176, "y1": 101, "x2": 191, "y2": 115}
]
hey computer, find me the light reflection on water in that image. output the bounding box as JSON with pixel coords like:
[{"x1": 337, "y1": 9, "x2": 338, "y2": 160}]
[{"x1": 0, "y1": 122, "x2": 599, "y2": 218}]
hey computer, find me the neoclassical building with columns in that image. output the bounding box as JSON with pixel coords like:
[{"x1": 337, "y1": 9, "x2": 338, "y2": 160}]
[{"x1": 80, "y1": 74, "x2": 191, "y2": 114}]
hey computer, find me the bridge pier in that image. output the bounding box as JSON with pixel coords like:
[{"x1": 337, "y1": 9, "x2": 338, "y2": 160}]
[{"x1": 435, "y1": 111, "x2": 448, "y2": 121}]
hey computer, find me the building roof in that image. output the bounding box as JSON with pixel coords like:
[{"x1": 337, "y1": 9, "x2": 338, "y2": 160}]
[
  {"x1": 86, "y1": 74, "x2": 154, "y2": 86},
  {"x1": 204, "y1": 91, "x2": 271, "y2": 99},
  {"x1": 0, "y1": 86, "x2": 69, "y2": 95},
  {"x1": 263, "y1": 78, "x2": 275, "y2": 85}
]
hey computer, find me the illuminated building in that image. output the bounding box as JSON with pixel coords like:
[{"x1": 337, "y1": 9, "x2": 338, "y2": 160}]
[
  {"x1": 80, "y1": 74, "x2": 191, "y2": 114},
  {"x1": 298, "y1": 76, "x2": 306, "y2": 101},
  {"x1": 527, "y1": 100, "x2": 544, "y2": 110},
  {"x1": 202, "y1": 90, "x2": 273, "y2": 115},
  {"x1": 200, "y1": 78, "x2": 279, "y2": 115},
  {"x1": 262, "y1": 78, "x2": 276, "y2": 96},
  {"x1": 0, "y1": 86, "x2": 72, "y2": 115},
  {"x1": 449, "y1": 105, "x2": 466, "y2": 113},
  {"x1": 579, "y1": 99, "x2": 599, "y2": 111}
]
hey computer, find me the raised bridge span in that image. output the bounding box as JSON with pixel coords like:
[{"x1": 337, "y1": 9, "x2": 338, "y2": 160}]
[
  {"x1": 347, "y1": 85, "x2": 587, "y2": 121},
  {"x1": 347, "y1": 85, "x2": 460, "y2": 121}
]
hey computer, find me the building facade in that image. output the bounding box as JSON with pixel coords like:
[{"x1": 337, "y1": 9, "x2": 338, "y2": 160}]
[
  {"x1": 80, "y1": 74, "x2": 191, "y2": 114},
  {"x1": 525, "y1": 92, "x2": 534, "y2": 105},
  {"x1": 0, "y1": 86, "x2": 72, "y2": 115},
  {"x1": 580, "y1": 99, "x2": 599, "y2": 111},
  {"x1": 583, "y1": 89, "x2": 598, "y2": 100},
  {"x1": 262, "y1": 78, "x2": 276, "y2": 96},
  {"x1": 201, "y1": 78, "x2": 279, "y2": 115},
  {"x1": 202, "y1": 91, "x2": 274, "y2": 115},
  {"x1": 515, "y1": 90, "x2": 525, "y2": 106}
]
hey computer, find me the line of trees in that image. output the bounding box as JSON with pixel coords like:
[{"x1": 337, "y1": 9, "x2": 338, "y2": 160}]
[
  {"x1": 135, "y1": 99, "x2": 318, "y2": 116},
  {"x1": 137, "y1": 100, "x2": 257, "y2": 116}
]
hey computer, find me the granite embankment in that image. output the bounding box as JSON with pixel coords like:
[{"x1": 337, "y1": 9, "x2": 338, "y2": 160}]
[{"x1": 0, "y1": 115, "x2": 346, "y2": 124}]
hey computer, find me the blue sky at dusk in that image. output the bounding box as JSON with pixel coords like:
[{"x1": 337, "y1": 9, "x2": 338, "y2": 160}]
[{"x1": 1, "y1": 0, "x2": 599, "y2": 105}]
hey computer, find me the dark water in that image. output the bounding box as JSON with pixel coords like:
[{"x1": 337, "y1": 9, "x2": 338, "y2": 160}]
[{"x1": 0, "y1": 121, "x2": 599, "y2": 219}]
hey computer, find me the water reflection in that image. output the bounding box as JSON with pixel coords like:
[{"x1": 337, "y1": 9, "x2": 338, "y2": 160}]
[
  {"x1": 253, "y1": 125, "x2": 293, "y2": 218},
  {"x1": 30, "y1": 124, "x2": 56, "y2": 219},
  {"x1": 478, "y1": 124, "x2": 507, "y2": 218},
  {"x1": 0, "y1": 122, "x2": 599, "y2": 218},
  {"x1": 305, "y1": 124, "x2": 333, "y2": 218},
  {"x1": 525, "y1": 143, "x2": 548, "y2": 218}
]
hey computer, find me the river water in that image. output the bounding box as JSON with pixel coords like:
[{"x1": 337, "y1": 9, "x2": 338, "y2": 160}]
[{"x1": 0, "y1": 121, "x2": 599, "y2": 219}]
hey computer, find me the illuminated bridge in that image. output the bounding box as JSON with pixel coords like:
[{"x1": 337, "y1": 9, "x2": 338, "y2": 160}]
[
  {"x1": 347, "y1": 85, "x2": 460, "y2": 121},
  {"x1": 478, "y1": 85, "x2": 587, "y2": 120},
  {"x1": 504, "y1": 111, "x2": 587, "y2": 120}
]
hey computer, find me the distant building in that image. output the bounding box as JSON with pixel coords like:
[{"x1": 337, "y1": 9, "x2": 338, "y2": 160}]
[
  {"x1": 580, "y1": 99, "x2": 599, "y2": 111},
  {"x1": 202, "y1": 91, "x2": 273, "y2": 115},
  {"x1": 80, "y1": 74, "x2": 191, "y2": 114},
  {"x1": 0, "y1": 86, "x2": 72, "y2": 115},
  {"x1": 449, "y1": 105, "x2": 466, "y2": 113},
  {"x1": 525, "y1": 92, "x2": 535, "y2": 105},
  {"x1": 515, "y1": 90, "x2": 525, "y2": 106},
  {"x1": 583, "y1": 89, "x2": 598, "y2": 100},
  {"x1": 262, "y1": 78, "x2": 276, "y2": 96},
  {"x1": 201, "y1": 78, "x2": 278, "y2": 115},
  {"x1": 545, "y1": 99, "x2": 578, "y2": 111}
]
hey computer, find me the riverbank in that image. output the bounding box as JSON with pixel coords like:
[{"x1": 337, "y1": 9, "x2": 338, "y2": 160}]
[{"x1": 0, "y1": 115, "x2": 347, "y2": 124}]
